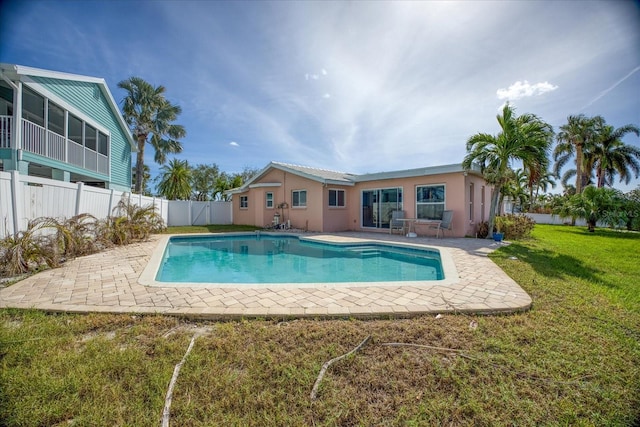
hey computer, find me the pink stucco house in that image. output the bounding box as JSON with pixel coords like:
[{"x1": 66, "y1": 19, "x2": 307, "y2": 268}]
[{"x1": 229, "y1": 161, "x2": 492, "y2": 237}]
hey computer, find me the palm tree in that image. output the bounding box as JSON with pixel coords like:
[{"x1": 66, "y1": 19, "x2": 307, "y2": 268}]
[
  {"x1": 463, "y1": 103, "x2": 554, "y2": 235},
  {"x1": 118, "y1": 77, "x2": 186, "y2": 194},
  {"x1": 554, "y1": 186, "x2": 623, "y2": 232},
  {"x1": 156, "y1": 159, "x2": 193, "y2": 200},
  {"x1": 590, "y1": 122, "x2": 640, "y2": 188},
  {"x1": 501, "y1": 169, "x2": 529, "y2": 213},
  {"x1": 553, "y1": 115, "x2": 599, "y2": 194}
]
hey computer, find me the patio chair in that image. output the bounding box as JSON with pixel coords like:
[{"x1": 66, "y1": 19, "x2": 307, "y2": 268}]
[
  {"x1": 424, "y1": 210, "x2": 453, "y2": 238},
  {"x1": 389, "y1": 210, "x2": 406, "y2": 234}
]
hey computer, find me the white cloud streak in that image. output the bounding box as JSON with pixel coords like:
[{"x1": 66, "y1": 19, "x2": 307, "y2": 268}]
[
  {"x1": 582, "y1": 65, "x2": 640, "y2": 110},
  {"x1": 496, "y1": 81, "x2": 559, "y2": 100}
]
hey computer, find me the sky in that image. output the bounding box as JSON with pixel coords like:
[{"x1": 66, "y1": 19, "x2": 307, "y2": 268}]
[{"x1": 1, "y1": 0, "x2": 639, "y2": 192}]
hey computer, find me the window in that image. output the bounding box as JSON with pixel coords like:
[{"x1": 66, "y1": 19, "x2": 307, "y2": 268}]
[
  {"x1": 469, "y1": 183, "x2": 475, "y2": 222},
  {"x1": 328, "y1": 189, "x2": 345, "y2": 207},
  {"x1": 68, "y1": 114, "x2": 83, "y2": 144},
  {"x1": 47, "y1": 102, "x2": 65, "y2": 136},
  {"x1": 265, "y1": 192, "x2": 274, "y2": 208},
  {"x1": 292, "y1": 190, "x2": 307, "y2": 207},
  {"x1": 98, "y1": 132, "x2": 108, "y2": 156},
  {"x1": 416, "y1": 185, "x2": 445, "y2": 220},
  {"x1": 22, "y1": 87, "x2": 44, "y2": 127},
  {"x1": 85, "y1": 123, "x2": 97, "y2": 151},
  {"x1": 481, "y1": 186, "x2": 486, "y2": 222},
  {"x1": 240, "y1": 196, "x2": 248, "y2": 209}
]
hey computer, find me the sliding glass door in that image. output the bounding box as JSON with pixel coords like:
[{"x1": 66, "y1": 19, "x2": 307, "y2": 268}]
[{"x1": 361, "y1": 188, "x2": 403, "y2": 229}]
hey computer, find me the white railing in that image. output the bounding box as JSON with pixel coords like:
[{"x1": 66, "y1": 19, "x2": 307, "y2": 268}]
[
  {"x1": 17, "y1": 118, "x2": 110, "y2": 176},
  {"x1": 0, "y1": 115, "x2": 11, "y2": 148},
  {"x1": 48, "y1": 131, "x2": 66, "y2": 161},
  {"x1": 68, "y1": 139, "x2": 84, "y2": 168},
  {"x1": 97, "y1": 154, "x2": 108, "y2": 175},
  {"x1": 22, "y1": 120, "x2": 47, "y2": 156}
]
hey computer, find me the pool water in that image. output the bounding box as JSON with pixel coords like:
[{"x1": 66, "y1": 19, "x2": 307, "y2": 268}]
[{"x1": 156, "y1": 235, "x2": 444, "y2": 284}]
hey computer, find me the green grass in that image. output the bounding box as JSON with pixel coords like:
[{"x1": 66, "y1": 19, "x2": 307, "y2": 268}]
[{"x1": 1, "y1": 225, "x2": 639, "y2": 426}]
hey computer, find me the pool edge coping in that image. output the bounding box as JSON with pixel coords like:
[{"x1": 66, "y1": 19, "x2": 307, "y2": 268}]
[{"x1": 138, "y1": 232, "x2": 461, "y2": 289}]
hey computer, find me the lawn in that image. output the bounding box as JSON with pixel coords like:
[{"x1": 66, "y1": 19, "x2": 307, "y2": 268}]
[{"x1": 1, "y1": 225, "x2": 639, "y2": 426}]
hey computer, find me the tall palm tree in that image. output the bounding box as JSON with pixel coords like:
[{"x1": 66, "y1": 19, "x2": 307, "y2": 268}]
[
  {"x1": 118, "y1": 77, "x2": 186, "y2": 194},
  {"x1": 553, "y1": 115, "x2": 599, "y2": 194},
  {"x1": 463, "y1": 103, "x2": 554, "y2": 235},
  {"x1": 590, "y1": 122, "x2": 640, "y2": 188},
  {"x1": 157, "y1": 159, "x2": 193, "y2": 200}
]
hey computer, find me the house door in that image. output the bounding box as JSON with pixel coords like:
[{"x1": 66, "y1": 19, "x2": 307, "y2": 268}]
[{"x1": 361, "y1": 188, "x2": 402, "y2": 229}]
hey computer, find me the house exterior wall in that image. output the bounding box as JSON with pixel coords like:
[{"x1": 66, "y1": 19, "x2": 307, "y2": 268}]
[
  {"x1": 232, "y1": 169, "x2": 327, "y2": 231},
  {"x1": 350, "y1": 172, "x2": 468, "y2": 236},
  {"x1": 232, "y1": 166, "x2": 492, "y2": 237},
  {"x1": 29, "y1": 76, "x2": 132, "y2": 191},
  {"x1": 322, "y1": 185, "x2": 353, "y2": 232}
]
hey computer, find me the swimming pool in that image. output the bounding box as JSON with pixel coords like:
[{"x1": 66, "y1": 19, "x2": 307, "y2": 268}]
[{"x1": 149, "y1": 233, "x2": 449, "y2": 286}]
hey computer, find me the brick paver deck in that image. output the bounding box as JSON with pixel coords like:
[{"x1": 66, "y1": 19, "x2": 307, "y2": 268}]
[{"x1": 0, "y1": 232, "x2": 532, "y2": 319}]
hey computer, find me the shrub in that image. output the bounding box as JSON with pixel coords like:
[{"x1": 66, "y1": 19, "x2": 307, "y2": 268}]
[
  {"x1": 495, "y1": 214, "x2": 536, "y2": 240},
  {"x1": 100, "y1": 199, "x2": 165, "y2": 246},
  {"x1": 0, "y1": 218, "x2": 61, "y2": 276},
  {"x1": 0, "y1": 200, "x2": 165, "y2": 278},
  {"x1": 476, "y1": 221, "x2": 490, "y2": 239}
]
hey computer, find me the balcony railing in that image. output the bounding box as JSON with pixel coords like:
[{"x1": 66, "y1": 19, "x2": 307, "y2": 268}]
[
  {"x1": 0, "y1": 116, "x2": 109, "y2": 176},
  {"x1": 0, "y1": 115, "x2": 11, "y2": 148}
]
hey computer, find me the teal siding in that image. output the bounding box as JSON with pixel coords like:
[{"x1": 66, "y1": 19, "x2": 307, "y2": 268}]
[{"x1": 30, "y1": 76, "x2": 132, "y2": 189}]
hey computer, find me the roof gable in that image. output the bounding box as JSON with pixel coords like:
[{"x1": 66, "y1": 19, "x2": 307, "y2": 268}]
[{"x1": 0, "y1": 63, "x2": 136, "y2": 151}]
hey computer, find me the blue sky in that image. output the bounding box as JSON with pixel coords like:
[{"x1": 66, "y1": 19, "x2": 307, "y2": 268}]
[{"x1": 1, "y1": 0, "x2": 639, "y2": 192}]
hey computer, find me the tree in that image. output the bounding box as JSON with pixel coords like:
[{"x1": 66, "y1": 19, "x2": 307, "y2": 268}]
[
  {"x1": 156, "y1": 159, "x2": 192, "y2": 200},
  {"x1": 554, "y1": 186, "x2": 623, "y2": 232},
  {"x1": 463, "y1": 103, "x2": 554, "y2": 236},
  {"x1": 554, "y1": 115, "x2": 599, "y2": 194},
  {"x1": 213, "y1": 173, "x2": 232, "y2": 201},
  {"x1": 192, "y1": 164, "x2": 220, "y2": 201},
  {"x1": 118, "y1": 77, "x2": 186, "y2": 194},
  {"x1": 501, "y1": 169, "x2": 529, "y2": 213},
  {"x1": 131, "y1": 164, "x2": 152, "y2": 196},
  {"x1": 590, "y1": 121, "x2": 640, "y2": 188}
]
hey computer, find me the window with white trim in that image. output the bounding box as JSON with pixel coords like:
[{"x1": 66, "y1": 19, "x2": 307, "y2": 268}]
[
  {"x1": 469, "y1": 183, "x2": 475, "y2": 222},
  {"x1": 266, "y1": 192, "x2": 274, "y2": 208},
  {"x1": 240, "y1": 196, "x2": 248, "y2": 209},
  {"x1": 328, "y1": 189, "x2": 345, "y2": 207},
  {"x1": 416, "y1": 185, "x2": 445, "y2": 220},
  {"x1": 292, "y1": 190, "x2": 307, "y2": 207}
]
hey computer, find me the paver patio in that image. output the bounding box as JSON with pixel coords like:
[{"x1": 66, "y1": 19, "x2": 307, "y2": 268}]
[{"x1": 0, "y1": 232, "x2": 532, "y2": 319}]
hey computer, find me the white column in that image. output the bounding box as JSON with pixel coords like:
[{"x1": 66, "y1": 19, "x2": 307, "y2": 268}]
[{"x1": 13, "y1": 81, "x2": 22, "y2": 150}]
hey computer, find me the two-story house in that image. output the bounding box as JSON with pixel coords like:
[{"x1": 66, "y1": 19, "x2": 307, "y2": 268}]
[{"x1": 0, "y1": 64, "x2": 135, "y2": 191}]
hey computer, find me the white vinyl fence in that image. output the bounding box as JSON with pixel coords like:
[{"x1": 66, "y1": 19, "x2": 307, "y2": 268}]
[
  {"x1": 0, "y1": 171, "x2": 232, "y2": 239},
  {"x1": 524, "y1": 213, "x2": 587, "y2": 226}
]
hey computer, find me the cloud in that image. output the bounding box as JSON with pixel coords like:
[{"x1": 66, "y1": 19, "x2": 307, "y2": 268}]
[
  {"x1": 322, "y1": 93, "x2": 331, "y2": 99},
  {"x1": 496, "y1": 80, "x2": 559, "y2": 100},
  {"x1": 229, "y1": 141, "x2": 239, "y2": 147},
  {"x1": 582, "y1": 65, "x2": 640, "y2": 110}
]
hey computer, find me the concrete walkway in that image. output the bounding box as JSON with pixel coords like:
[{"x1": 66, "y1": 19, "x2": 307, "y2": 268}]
[{"x1": 0, "y1": 232, "x2": 532, "y2": 319}]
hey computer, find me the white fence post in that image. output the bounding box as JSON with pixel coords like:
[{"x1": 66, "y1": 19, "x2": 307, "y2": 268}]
[
  {"x1": 108, "y1": 188, "x2": 115, "y2": 217},
  {"x1": 75, "y1": 182, "x2": 84, "y2": 216},
  {"x1": 10, "y1": 170, "x2": 23, "y2": 236}
]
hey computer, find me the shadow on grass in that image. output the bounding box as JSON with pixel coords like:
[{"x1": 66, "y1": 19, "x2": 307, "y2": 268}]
[
  {"x1": 496, "y1": 242, "x2": 609, "y2": 288},
  {"x1": 552, "y1": 225, "x2": 640, "y2": 241}
]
